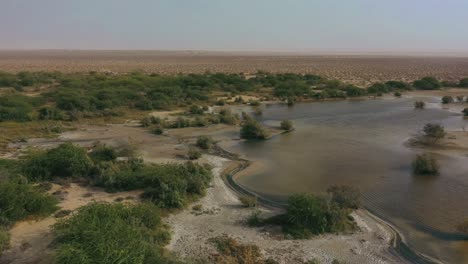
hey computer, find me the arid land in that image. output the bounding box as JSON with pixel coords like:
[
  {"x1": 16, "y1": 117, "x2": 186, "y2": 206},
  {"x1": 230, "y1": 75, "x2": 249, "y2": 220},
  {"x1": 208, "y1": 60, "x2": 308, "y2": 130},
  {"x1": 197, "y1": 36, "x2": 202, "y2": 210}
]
[{"x1": 1, "y1": 50, "x2": 468, "y2": 86}]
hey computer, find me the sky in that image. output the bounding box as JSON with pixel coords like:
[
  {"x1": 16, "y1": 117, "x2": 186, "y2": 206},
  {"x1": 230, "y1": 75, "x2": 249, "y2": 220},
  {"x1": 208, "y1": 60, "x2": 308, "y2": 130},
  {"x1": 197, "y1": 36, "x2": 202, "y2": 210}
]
[{"x1": 1, "y1": 0, "x2": 468, "y2": 53}]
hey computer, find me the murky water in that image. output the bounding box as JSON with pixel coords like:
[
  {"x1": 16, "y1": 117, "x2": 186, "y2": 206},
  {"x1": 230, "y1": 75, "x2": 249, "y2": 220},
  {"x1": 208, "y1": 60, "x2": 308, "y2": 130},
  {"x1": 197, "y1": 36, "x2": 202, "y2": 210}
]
[{"x1": 231, "y1": 97, "x2": 468, "y2": 263}]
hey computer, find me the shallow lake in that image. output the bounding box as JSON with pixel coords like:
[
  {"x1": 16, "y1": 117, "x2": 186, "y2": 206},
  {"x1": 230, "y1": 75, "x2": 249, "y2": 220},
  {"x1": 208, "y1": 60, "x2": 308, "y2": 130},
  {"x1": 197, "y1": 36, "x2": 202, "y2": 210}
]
[{"x1": 230, "y1": 97, "x2": 468, "y2": 263}]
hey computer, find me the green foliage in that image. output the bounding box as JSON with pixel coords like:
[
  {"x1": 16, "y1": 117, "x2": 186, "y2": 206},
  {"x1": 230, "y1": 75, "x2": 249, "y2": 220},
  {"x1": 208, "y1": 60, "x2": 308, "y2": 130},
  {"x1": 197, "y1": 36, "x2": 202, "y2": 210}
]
[
  {"x1": 281, "y1": 193, "x2": 352, "y2": 238},
  {"x1": 0, "y1": 181, "x2": 58, "y2": 225},
  {"x1": 280, "y1": 120, "x2": 294, "y2": 131},
  {"x1": 385, "y1": 80, "x2": 410, "y2": 90},
  {"x1": 413, "y1": 77, "x2": 441, "y2": 90},
  {"x1": 414, "y1": 101, "x2": 425, "y2": 109},
  {"x1": 196, "y1": 135, "x2": 214, "y2": 150},
  {"x1": 441, "y1": 95, "x2": 454, "y2": 104},
  {"x1": 38, "y1": 107, "x2": 64, "y2": 121},
  {"x1": 0, "y1": 95, "x2": 43, "y2": 122},
  {"x1": 345, "y1": 85, "x2": 366, "y2": 97},
  {"x1": 412, "y1": 154, "x2": 439, "y2": 176},
  {"x1": 210, "y1": 235, "x2": 264, "y2": 264},
  {"x1": 367, "y1": 83, "x2": 389, "y2": 94},
  {"x1": 22, "y1": 143, "x2": 93, "y2": 181},
  {"x1": 327, "y1": 185, "x2": 361, "y2": 209},
  {"x1": 187, "y1": 148, "x2": 201, "y2": 160},
  {"x1": 188, "y1": 105, "x2": 204, "y2": 115},
  {"x1": 152, "y1": 126, "x2": 164, "y2": 135},
  {"x1": 239, "y1": 195, "x2": 257, "y2": 208},
  {"x1": 246, "y1": 210, "x2": 263, "y2": 227},
  {"x1": 0, "y1": 227, "x2": 9, "y2": 252},
  {"x1": 89, "y1": 144, "x2": 117, "y2": 163},
  {"x1": 240, "y1": 116, "x2": 269, "y2": 140},
  {"x1": 422, "y1": 123, "x2": 446, "y2": 144},
  {"x1": 53, "y1": 202, "x2": 171, "y2": 264},
  {"x1": 460, "y1": 78, "x2": 468, "y2": 88},
  {"x1": 394, "y1": 91, "x2": 402, "y2": 97},
  {"x1": 96, "y1": 161, "x2": 212, "y2": 209},
  {"x1": 462, "y1": 108, "x2": 468, "y2": 116}
]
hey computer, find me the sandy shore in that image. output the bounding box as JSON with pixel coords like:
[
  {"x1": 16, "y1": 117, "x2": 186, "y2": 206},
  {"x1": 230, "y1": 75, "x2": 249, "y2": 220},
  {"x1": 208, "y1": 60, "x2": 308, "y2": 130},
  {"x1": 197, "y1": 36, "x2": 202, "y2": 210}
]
[{"x1": 165, "y1": 155, "x2": 409, "y2": 264}]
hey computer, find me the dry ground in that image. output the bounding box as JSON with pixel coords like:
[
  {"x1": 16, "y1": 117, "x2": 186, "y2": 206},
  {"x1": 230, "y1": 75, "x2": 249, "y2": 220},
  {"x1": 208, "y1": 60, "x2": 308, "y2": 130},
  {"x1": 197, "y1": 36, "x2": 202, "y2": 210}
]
[{"x1": 1, "y1": 50, "x2": 468, "y2": 86}]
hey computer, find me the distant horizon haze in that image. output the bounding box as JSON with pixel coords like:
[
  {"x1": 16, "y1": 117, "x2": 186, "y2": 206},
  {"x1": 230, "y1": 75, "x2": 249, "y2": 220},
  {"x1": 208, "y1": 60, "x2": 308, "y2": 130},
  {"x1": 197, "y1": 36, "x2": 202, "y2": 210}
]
[{"x1": 1, "y1": 0, "x2": 468, "y2": 53}]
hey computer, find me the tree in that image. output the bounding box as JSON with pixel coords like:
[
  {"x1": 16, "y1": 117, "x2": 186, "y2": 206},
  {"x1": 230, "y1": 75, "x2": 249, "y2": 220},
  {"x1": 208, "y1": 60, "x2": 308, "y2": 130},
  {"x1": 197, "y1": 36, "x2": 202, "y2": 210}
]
[
  {"x1": 240, "y1": 116, "x2": 269, "y2": 140},
  {"x1": 441, "y1": 96, "x2": 454, "y2": 104},
  {"x1": 412, "y1": 154, "x2": 439, "y2": 175},
  {"x1": 422, "y1": 123, "x2": 446, "y2": 144},
  {"x1": 280, "y1": 120, "x2": 294, "y2": 131},
  {"x1": 413, "y1": 77, "x2": 441, "y2": 90}
]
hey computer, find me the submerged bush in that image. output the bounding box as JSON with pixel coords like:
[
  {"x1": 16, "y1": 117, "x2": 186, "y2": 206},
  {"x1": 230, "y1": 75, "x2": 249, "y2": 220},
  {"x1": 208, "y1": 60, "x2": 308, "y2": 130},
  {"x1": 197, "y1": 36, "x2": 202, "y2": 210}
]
[
  {"x1": 414, "y1": 101, "x2": 425, "y2": 109},
  {"x1": 422, "y1": 123, "x2": 446, "y2": 144},
  {"x1": 412, "y1": 154, "x2": 439, "y2": 176},
  {"x1": 0, "y1": 181, "x2": 58, "y2": 225},
  {"x1": 53, "y1": 202, "x2": 170, "y2": 264}
]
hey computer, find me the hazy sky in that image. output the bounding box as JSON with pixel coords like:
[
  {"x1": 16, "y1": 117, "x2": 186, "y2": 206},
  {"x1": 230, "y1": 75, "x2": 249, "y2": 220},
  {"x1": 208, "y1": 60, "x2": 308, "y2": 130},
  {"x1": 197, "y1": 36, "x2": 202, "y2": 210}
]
[{"x1": 1, "y1": 0, "x2": 468, "y2": 53}]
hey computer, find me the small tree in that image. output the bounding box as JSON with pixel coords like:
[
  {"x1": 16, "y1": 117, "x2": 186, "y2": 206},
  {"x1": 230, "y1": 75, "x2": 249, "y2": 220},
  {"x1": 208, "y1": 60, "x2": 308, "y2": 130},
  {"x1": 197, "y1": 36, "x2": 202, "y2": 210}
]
[
  {"x1": 240, "y1": 116, "x2": 269, "y2": 140},
  {"x1": 441, "y1": 96, "x2": 454, "y2": 104},
  {"x1": 412, "y1": 154, "x2": 439, "y2": 175},
  {"x1": 414, "y1": 101, "x2": 425, "y2": 109},
  {"x1": 280, "y1": 120, "x2": 294, "y2": 131},
  {"x1": 196, "y1": 135, "x2": 214, "y2": 150},
  {"x1": 423, "y1": 123, "x2": 446, "y2": 144}
]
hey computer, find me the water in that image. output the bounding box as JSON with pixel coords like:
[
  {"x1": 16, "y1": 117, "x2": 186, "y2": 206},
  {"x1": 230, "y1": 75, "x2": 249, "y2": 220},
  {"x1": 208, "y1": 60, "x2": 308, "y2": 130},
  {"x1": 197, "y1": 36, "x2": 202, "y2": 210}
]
[{"x1": 230, "y1": 97, "x2": 468, "y2": 263}]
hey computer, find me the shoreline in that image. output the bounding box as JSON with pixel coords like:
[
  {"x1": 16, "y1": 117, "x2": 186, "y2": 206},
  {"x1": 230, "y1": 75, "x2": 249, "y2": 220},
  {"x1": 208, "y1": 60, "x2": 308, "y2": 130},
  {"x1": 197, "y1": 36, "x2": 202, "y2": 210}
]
[{"x1": 218, "y1": 145, "x2": 443, "y2": 264}]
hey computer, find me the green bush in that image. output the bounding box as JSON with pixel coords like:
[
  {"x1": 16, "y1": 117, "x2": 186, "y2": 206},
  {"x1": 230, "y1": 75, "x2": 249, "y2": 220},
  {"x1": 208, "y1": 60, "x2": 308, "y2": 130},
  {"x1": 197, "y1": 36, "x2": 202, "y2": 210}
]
[
  {"x1": 413, "y1": 77, "x2": 441, "y2": 90},
  {"x1": 53, "y1": 202, "x2": 170, "y2": 264},
  {"x1": 0, "y1": 181, "x2": 58, "y2": 225},
  {"x1": 422, "y1": 123, "x2": 446, "y2": 144},
  {"x1": 96, "y1": 162, "x2": 212, "y2": 209},
  {"x1": 441, "y1": 95, "x2": 454, "y2": 104},
  {"x1": 240, "y1": 116, "x2": 269, "y2": 140},
  {"x1": 459, "y1": 78, "x2": 468, "y2": 88},
  {"x1": 462, "y1": 108, "x2": 468, "y2": 116},
  {"x1": 196, "y1": 135, "x2": 214, "y2": 150},
  {"x1": 239, "y1": 195, "x2": 257, "y2": 207},
  {"x1": 89, "y1": 144, "x2": 117, "y2": 163},
  {"x1": 280, "y1": 120, "x2": 294, "y2": 131},
  {"x1": 412, "y1": 154, "x2": 439, "y2": 175},
  {"x1": 394, "y1": 91, "x2": 402, "y2": 97},
  {"x1": 0, "y1": 227, "x2": 9, "y2": 252},
  {"x1": 22, "y1": 143, "x2": 93, "y2": 181},
  {"x1": 187, "y1": 148, "x2": 201, "y2": 160}
]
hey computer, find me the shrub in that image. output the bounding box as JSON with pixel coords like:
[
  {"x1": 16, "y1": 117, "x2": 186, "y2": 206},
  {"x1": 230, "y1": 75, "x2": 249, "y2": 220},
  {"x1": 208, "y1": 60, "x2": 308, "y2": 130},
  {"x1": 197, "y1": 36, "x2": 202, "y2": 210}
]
[
  {"x1": 38, "y1": 107, "x2": 64, "y2": 120},
  {"x1": 422, "y1": 123, "x2": 446, "y2": 144},
  {"x1": 394, "y1": 91, "x2": 402, "y2": 97},
  {"x1": 280, "y1": 120, "x2": 294, "y2": 131},
  {"x1": 287, "y1": 97, "x2": 295, "y2": 106},
  {"x1": 327, "y1": 185, "x2": 361, "y2": 209},
  {"x1": 441, "y1": 96, "x2": 454, "y2": 104},
  {"x1": 189, "y1": 105, "x2": 204, "y2": 115},
  {"x1": 414, "y1": 101, "x2": 425, "y2": 109},
  {"x1": 367, "y1": 83, "x2": 389, "y2": 94},
  {"x1": 413, "y1": 77, "x2": 441, "y2": 90},
  {"x1": 239, "y1": 195, "x2": 257, "y2": 207},
  {"x1": 22, "y1": 143, "x2": 93, "y2": 181},
  {"x1": 240, "y1": 116, "x2": 269, "y2": 140},
  {"x1": 196, "y1": 135, "x2": 214, "y2": 150},
  {"x1": 385, "y1": 81, "x2": 410, "y2": 90},
  {"x1": 0, "y1": 227, "x2": 9, "y2": 252},
  {"x1": 459, "y1": 78, "x2": 468, "y2": 88},
  {"x1": 345, "y1": 85, "x2": 367, "y2": 97},
  {"x1": 89, "y1": 144, "x2": 117, "y2": 163},
  {"x1": 246, "y1": 210, "x2": 263, "y2": 227},
  {"x1": 219, "y1": 108, "x2": 239, "y2": 125},
  {"x1": 462, "y1": 108, "x2": 468, "y2": 116},
  {"x1": 210, "y1": 235, "x2": 263, "y2": 264},
  {"x1": 0, "y1": 181, "x2": 58, "y2": 225},
  {"x1": 52, "y1": 203, "x2": 170, "y2": 264},
  {"x1": 188, "y1": 148, "x2": 201, "y2": 160},
  {"x1": 456, "y1": 95, "x2": 464, "y2": 102},
  {"x1": 140, "y1": 117, "x2": 151, "y2": 127},
  {"x1": 412, "y1": 154, "x2": 439, "y2": 175},
  {"x1": 249, "y1": 100, "x2": 261, "y2": 106},
  {"x1": 280, "y1": 193, "x2": 351, "y2": 238}
]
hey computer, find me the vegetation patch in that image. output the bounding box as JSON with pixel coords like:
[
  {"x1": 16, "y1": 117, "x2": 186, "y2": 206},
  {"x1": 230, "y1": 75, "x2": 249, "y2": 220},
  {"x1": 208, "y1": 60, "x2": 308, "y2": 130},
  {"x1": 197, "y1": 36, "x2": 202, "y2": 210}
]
[
  {"x1": 412, "y1": 154, "x2": 439, "y2": 176},
  {"x1": 52, "y1": 202, "x2": 173, "y2": 264}
]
